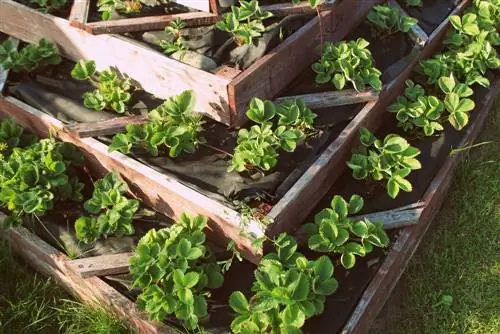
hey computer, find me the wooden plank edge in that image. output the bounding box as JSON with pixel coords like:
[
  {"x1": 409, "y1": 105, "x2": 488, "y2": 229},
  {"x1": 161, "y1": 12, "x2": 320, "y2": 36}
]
[
  {"x1": 65, "y1": 252, "x2": 134, "y2": 278},
  {"x1": 209, "y1": 0, "x2": 220, "y2": 15},
  {"x1": 0, "y1": 95, "x2": 264, "y2": 264},
  {"x1": 262, "y1": 0, "x2": 337, "y2": 16},
  {"x1": 0, "y1": 220, "x2": 175, "y2": 333},
  {"x1": 82, "y1": 12, "x2": 220, "y2": 35},
  {"x1": 68, "y1": 0, "x2": 90, "y2": 24},
  {"x1": 265, "y1": 0, "x2": 470, "y2": 243},
  {"x1": 0, "y1": 0, "x2": 233, "y2": 126},
  {"x1": 228, "y1": 0, "x2": 382, "y2": 127},
  {"x1": 352, "y1": 203, "x2": 425, "y2": 230},
  {"x1": 341, "y1": 76, "x2": 499, "y2": 334},
  {"x1": 274, "y1": 89, "x2": 380, "y2": 109},
  {"x1": 66, "y1": 114, "x2": 149, "y2": 138},
  {"x1": 174, "y1": 0, "x2": 211, "y2": 12}
]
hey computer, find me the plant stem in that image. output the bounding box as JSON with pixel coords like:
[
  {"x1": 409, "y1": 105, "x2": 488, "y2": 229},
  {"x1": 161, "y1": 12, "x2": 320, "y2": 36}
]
[{"x1": 199, "y1": 142, "x2": 234, "y2": 157}]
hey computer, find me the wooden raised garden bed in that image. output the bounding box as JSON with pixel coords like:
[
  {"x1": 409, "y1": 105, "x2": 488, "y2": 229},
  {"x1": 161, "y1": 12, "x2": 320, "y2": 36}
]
[
  {"x1": 0, "y1": 0, "x2": 379, "y2": 127},
  {"x1": 1, "y1": 76, "x2": 497, "y2": 333},
  {"x1": 0, "y1": 0, "x2": 471, "y2": 264}
]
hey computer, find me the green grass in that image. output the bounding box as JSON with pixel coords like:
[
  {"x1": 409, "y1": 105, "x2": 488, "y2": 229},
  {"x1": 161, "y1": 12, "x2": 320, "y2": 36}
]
[
  {"x1": 0, "y1": 241, "x2": 131, "y2": 334},
  {"x1": 373, "y1": 101, "x2": 500, "y2": 333}
]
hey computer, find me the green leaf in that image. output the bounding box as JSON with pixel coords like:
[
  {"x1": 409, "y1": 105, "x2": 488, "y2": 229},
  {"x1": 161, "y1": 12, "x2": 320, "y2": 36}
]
[
  {"x1": 314, "y1": 277, "x2": 338, "y2": 295},
  {"x1": 291, "y1": 273, "x2": 310, "y2": 301},
  {"x1": 351, "y1": 220, "x2": 369, "y2": 237},
  {"x1": 341, "y1": 252, "x2": 356, "y2": 269},
  {"x1": 393, "y1": 175, "x2": 412, "y2": 192},
  {"x1": 332, "y1": 73, "x2": 346, "y2": 90},
  {"x1": 176, "y1": 238, "x2": 192, "y2": 258},
  {"x1": 448, "y1": 111, "x2": 469, "y2": 130},
  {"x1": 387, "y1": 178, "x2": 400, "y2": 199},
  {"x1": 247, "y1": 98, "x2": 275, "y2": 124},
  {"x1": 331, "y1": 195, "x2": 348, "y2": 218},
  {"x1": 314, "y1": 256, "x2": 334, "y2": 280},
  {"x1": 456, "y1": 98, "x2": 475, "y2": 113},
  {"x1": 438, "y1": 75, "x2": 455, "y2": 94},
  {"x1": 71, "y1": 60, "x2": 96, "y2": 80},
  {"x1": 229, "y1": 291, "x2": 249, "y2": 314},
  {"x1": 348, "y1": 194, "x2": 364, "y2": 214},
  {"x1": 444, "y1": 93, "x2": 460, "y2": 113}
]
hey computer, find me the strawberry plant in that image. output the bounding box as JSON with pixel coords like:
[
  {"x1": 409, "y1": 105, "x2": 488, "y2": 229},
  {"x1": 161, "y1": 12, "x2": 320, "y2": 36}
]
[
  {"x1": 312, "y1": 38, "x2": 382, "y2": 92},
  {"x1": 229, "y1": 233, "x2": 338, "y2": 333},
  {"x1": 97, "y1": 0, "x2": 142, "y2": 20},
  {"x1": 367, "y1": 4, "x2": 419, "y2": 35},
  {"x1": 419, "y1": 54, "x2": 454, "y2": 85},
  {"x1": 437, "y1": 75, "x2": 475, "y2": 131},
  {"x1": 229, "y1": 98, "x2": 316, "y2": 173},
  {"x1": 389, "y1": 80, "x2": 445, "y2": 136},
  {"x1": 301, "y1": 195, "x2": 390, "y2": 269},
  {"x1": 160, "y1": 18, "x2": 187, "y2": 55},
  {"x1": 109, "y1": 90, "x2": 205, "y2": 157},
  {"x1": 30, "y1": 0, "x2": 68, "y2": 13},
  {"x1": 216, "y1": 0, "x2": 273, "y2": 45},
  {"x1": 404, "y1": 0, "x2": 422, "y2": 7},
  {"x1": 130, "y1": 213, "x2": 224, "y2": 330},
  {"x1": 0, "y1": 118, "x2": 34, "y2": 159},
  {"x1": 75, "y1": 172, "x2": 139, "y2": 244},
  {"x1": 71, "y1": 60, "x2": 133, "y2": 114},
  {"x1": 347, "y1": 128, "x2": 421, "y2": 199},
  {"x1": 0, "y1": 139, "x2": 84, "y2": 228},
  {"x1": 0, "y1": 38, "x2": 61, "y2": 72}
]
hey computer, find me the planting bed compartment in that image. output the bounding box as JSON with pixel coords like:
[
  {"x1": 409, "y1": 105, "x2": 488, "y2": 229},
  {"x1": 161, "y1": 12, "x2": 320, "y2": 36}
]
[
  {"x1": 1, "y1": 76, "x2": 497, "y2": 334},
  {"x1": 0, "y1": 0, "x2": 472, "y2": 263},
  {"x1": 0, "y1": 0, "x2": 380, "y2": 127}
]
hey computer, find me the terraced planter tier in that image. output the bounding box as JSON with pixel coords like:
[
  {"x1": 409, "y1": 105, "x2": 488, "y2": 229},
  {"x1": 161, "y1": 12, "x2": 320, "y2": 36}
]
[
  {"x1": 0, "y1": 0, "x2": 471, "y2": 263},
  {"x1": 0, "y1": 0, "x2": 377, "y2": 127}
]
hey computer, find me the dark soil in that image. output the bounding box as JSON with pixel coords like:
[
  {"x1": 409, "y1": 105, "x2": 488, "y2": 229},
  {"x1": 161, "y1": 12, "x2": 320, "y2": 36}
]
[
  {"x1": 398, "y1": 0, "x2": 456, "y2": 35},
  {"x1": 14, "y1": 0, "x2": 72, "y2": 18}
]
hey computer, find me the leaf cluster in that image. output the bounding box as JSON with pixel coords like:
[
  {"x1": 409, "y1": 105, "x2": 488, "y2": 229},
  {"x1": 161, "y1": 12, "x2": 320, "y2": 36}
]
[
  {"x1": 0, "y1": 38, "x2": 61, "y2": 72},
  {"x1": 71, "y1": 60, "x2": 133, "y2": 114},
  {"x1": 109, "y1": 90, "x2": 205, "y2": 158},
  {"x1": 301, "y1": 195, "x2": 390, "y2": 269},
  {"x1": 215, "y1": 0, "x2": 273, "y2": 45},
  {"x1": 0, "y1": 139, "x2": 84, "y2": 227},
  {"x1": 75, "y1": 172, "x2": 139, "y2": 244},
  {"x1": 97, "y1": 0, "x2": 142, "y2": 20},
  {"x1": 0, "y1": 118, "x2": 33, "y2": 159},
  {"x1": 30, "y1": 0, "x2": 68, "y2": 13},
  {"x1": 229, "y1": 234, "x2": 337, "y2": 333},
  {"x1": 160, "y1": 18, "x2": 187, "y2": 55},
  {"x1": 130, "y1": 213, "x2": 224, "y2": 330},
  {"x1": 312, "y1": 38, "x2": 382, "y2": 92},
  {"x1": 229, "y1": 98, "x2": 316, "y2": 173},
  {"x1": 367, "y1": 4, "x2": 419, "y2": 35},
  {"x1": 422, "y1": 8, "x2": 500, "y2": 87},
  {"x1": 347, "y1": 128, "x2": 422, "y2": 199}
]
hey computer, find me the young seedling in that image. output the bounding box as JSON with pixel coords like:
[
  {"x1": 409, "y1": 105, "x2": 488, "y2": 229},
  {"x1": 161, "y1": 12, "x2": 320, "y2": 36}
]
[
  {"x1": 0, "y1": 38, "x2": 61, "y2": 72},
  {"x1": 216, "y1": 0, "x2": 273, "y2": 45},
  {"x1": 346, "y1": 128, "x2": 422, "y2": 199},
  {"x1": 229, "y1": 97, "x2": 316, "y2": 173},
  {"x1": 312, "y1": 38, "x2": 382, "y2": 92},
  {"x1": 130, "y1": 213, "x2": 224, "y2": 330},
  {"x1": 160, "y1": 18, "x2": 187, "y2": 55},
  {"x1": 367, "y1": 4, "x2": 419, "y2": 36},
  {"x1": 0, "y1": 138, "x2": 84, "y2": 228},
  {"x1": 75, "y1": 172, "x2": 139, "y2": 244},
  {"x1": 230, "y1": 233, "x2": 338, "y2": 333},
  {"x1": 30, "y1": 0, "x2": 68, "y2": 13},
  {"x1": 389, "y1": 80, "x2": 445, "y2": 136},
  {"x1": 97, "y1": 0, "x2": 142, "y2": 20},
  {"x1": 301, "y1": 194, "x2": 390, "y2": 269},
  {"x1": 71, "y1": 60, "x2": 133, "y2": 114},
  {"x1": 109, "y1": 90, "x2": 205, "y2": 158}
]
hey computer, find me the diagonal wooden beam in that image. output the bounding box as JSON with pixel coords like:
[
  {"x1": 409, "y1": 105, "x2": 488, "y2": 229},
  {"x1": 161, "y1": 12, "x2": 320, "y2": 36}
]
[{"x1": 274, "y1": 89, "x2": 380, "y2": 109}]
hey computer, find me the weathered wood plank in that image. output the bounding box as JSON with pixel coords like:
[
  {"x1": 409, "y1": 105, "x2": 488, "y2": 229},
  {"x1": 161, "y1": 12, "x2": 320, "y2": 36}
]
[
  {"x1": 68, "y1": 0, "x2": 90, "y2": 24},
  {"x1": 274, "y1": 89, "x2": 380, "y2": 109},
  {"x1": 66, "y1": 115, "x2": 149, "y2": 138},
  {"x1": 0, "y1": 96, "x2": 263, "y2": 264},
  {"x1": 214, "y1": 65, "x2": 242, "y2": 80},
  {"x1": 389, "y1": 0, "x2": 428, "y2": 46},
  {"x1": 0, "y1": 37, "x2": 19, "y2": 93},
  {"x1": 0, "y1": 218, "x2": 175, "y2": 333},
  {"x1": 81, "y1": 12, "x2": 220, "y2": 35},
  {"x1": 342, "y1": 75, "x2": 498, "y2": 334},
  {"x1": 65, "y1": 252, "x2": 134, "y2": 278},
  {"x1": 0, "y1": 0, "x2": 233, "y2": 125},
  {"x1": 261, "y1": 0, "x2": 337, "y2": 16},
  {"x1": 208, "y1": 0, "x2": 220, "y2": 14},
  {"x1": 229, "y1": 0, "x2": 382, "y2": 126},
  {"x1": 351, "y1": 202, "x2": 425, "y2": 230}
]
